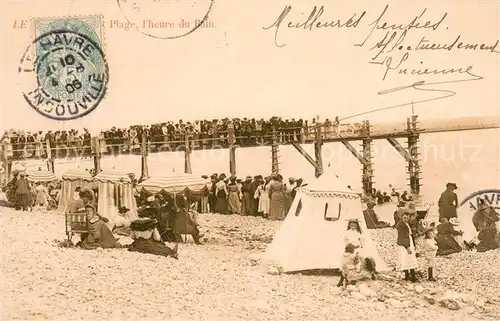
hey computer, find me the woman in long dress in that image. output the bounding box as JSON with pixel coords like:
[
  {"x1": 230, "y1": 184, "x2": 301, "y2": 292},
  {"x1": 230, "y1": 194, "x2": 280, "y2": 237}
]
[
  {"x1": 128, "y1": 218, "x2": 178, "y2": 259},
  {"x1": 34, "y1": 182, "x2": 49, "y2": 209},
  {"x1": 81, "y1": 204, "x2": 122, "y2": 249},
  {"x1": 255, "y1": 178, "x2": 270, "y2": 217},
  {"x1": 268, "y1": 174, "x2": 286, "y2": 221},
  {"x1": 214, "y1": 176, "x2": 229, "y2": 214},
  {"x1": 396, "y1": 212, "x2": 419, "y2": 282},
  {"x1": 436, "y1": 218, "x2": 463, "y2": 256},
  {"x1": 227, "y1": 177, "x2": 241, "y2": 214}
]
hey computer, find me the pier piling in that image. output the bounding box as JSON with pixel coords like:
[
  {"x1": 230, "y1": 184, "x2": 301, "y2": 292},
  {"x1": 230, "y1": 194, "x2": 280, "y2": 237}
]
[
  {"x1": 140, "y1": 133, "x2": 150, "y2": 181},
  {"x1": 271, "y1": 127, "x2": 280, "y2": 174}
]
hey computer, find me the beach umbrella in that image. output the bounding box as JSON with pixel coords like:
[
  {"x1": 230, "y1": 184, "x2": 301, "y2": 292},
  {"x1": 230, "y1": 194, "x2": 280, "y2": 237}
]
[
  {"x1": 138, "y1": 173, "x2": 210, "y2": 194},
  {"x1": 26, "y1": 170, "x2": 57, "y2": 182},
  {"x1": 61, "y1": 168, "x2": 93, "y2": 181}
]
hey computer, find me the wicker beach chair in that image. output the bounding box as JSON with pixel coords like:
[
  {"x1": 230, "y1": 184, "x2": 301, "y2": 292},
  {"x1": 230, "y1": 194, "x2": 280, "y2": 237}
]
[{"x1": 65, "y1": 211, "x2": 90, "y2": 242}]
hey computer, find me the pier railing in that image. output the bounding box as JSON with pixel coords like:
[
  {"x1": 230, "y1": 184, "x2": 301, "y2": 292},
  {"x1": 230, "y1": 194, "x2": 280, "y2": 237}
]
[{"x1": 1, "y1": 122, "x2": 370, "y2": 161}]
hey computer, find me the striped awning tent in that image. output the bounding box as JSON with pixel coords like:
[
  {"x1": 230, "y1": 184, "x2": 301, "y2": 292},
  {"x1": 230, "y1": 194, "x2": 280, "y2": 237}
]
[
  {"x1": 138, "y1": 173, "x2": 211, "y2": 194},
  {"x1": 94, "y1": 170, "x2": 132, "y2": 183},
  {"x1": 26, "y1": 170, "x2": 57, "y2": 182},
  {"x1": 62, "y1": 168, "x2": 93, "y2": 181}
]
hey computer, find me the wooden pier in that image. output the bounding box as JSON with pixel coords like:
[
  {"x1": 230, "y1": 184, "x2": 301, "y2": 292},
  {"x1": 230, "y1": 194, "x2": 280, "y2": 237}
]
[{"x1": 1, "y1": 116, "x2": 498, "y2": 195}]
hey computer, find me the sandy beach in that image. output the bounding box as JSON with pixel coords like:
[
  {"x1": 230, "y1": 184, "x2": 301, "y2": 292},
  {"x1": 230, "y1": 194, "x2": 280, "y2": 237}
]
[{"x1": 1, "y1": 208, "x2": 499, "y2": 321}]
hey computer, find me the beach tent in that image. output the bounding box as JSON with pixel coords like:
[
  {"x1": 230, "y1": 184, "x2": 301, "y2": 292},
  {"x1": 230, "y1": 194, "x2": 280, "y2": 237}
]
[
  {"x1": 58, "y1": 168, "x2": 94, "y2": 213},
  {"x1": 94, "y1": 170, "x2": 138, "y2": 223},
  {"x1": 138, "y1": 173, "x2": 211, "y2": 195},
  {"x1": 26, "y1": 170, "x2": 57, "y2": 183},
  {"x1": 265, "y1": 171, "x2": 389, "y2": 273}
]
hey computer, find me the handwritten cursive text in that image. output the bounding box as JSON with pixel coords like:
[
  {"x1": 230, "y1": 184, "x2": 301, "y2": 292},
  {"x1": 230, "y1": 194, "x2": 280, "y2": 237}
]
[{"x1": 263, "y1": 6, "x2": 366, "y2": 47}]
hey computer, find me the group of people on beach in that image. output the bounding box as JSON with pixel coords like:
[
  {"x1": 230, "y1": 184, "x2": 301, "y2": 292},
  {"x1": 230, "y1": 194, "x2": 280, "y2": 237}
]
[
  {"x1": 392, "y1": 182, "x2": 500, "y2": 283},
  {"x1": 68, "y1": 187, "x2": 181, "y2": 258},
  {"x1": 198, "y1": 173, "x2": 304, "y2": 221},
  {"x1": 1, "y1": 169, "x2": 59, "y2": 211}
]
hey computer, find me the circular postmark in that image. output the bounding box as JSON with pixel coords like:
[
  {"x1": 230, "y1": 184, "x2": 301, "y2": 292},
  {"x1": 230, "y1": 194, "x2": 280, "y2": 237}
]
[
  {"x1": 19, "y1": 29, "x2": 109, "y2": 120},
  {"x1": 116, "y1": 0, "x2": 214, "y2": 39}
]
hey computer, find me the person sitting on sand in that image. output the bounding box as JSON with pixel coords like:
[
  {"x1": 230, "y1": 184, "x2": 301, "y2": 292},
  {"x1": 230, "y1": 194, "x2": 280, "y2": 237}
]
[
  {"x1": 337, "y1": 243, "x2": 377, "y2": 287},
  {"x1": 112, "y1": 206, "x2": 132, "y2": 236},
  {"x1": 363, "y1": 202, "x2": 390, "y2": 229},
  {"x1": 80, "y1": 204, "x2": 122, "y2": 250},
  {"x1": 436, "y1": 218, "x2": 463, "y2": 256},
  {"x1": 128, "y1": 215, "x2": 179, "y2": 259},
  {"x1": 69, "y1": 187, "x2": 94, "y2": 213},
  {"x1": 401, "y1": 191, "x2": 413, "y2": 202},
  {"x1": 472, "y1": 198, "x2": 500, "y2": 232}
]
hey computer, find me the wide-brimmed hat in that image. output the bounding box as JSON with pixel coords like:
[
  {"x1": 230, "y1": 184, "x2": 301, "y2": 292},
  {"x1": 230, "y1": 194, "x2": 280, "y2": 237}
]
[
  {"x1": 246, "y1": 175, "x2": 252, "y2": 180},
  {"x1": 446, "y1": 182, "x2": 458, "y2": 190},
  {"x1": 424, "y1": 227, "x2": 436, "y2": 234},
  {"x1": 130, "y1": 218, "x2": 157, "y2": 232},
  {"x1": 345, "y1": 218, "x2": 360, "y2": 223},
  {"x1": 118, "y1": 206, "x2": 130, "y2": 214},
  {"x1": 138, "y1": 206, "x2": 157, "y2": 218},
  {"x1": 84, "y1": 204, "x2": 96, "y2": 212},
  {"x1": 397, "y1": 201, "x2": 406, "y2": 207},
  {"x1": 449, "y1": 218, "x2": 460, "y2": 226}
]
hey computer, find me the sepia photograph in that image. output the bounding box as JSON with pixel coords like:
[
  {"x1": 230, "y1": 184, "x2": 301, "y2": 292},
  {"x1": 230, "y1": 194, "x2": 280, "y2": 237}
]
[{"x1": 0, "y1": 0, "x2": 499, "y2": 320}]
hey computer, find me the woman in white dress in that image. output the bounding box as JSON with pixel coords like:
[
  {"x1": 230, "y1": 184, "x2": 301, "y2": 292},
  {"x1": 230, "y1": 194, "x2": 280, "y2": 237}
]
[
  {"x1": 396, "y1": 211, "x2": 419, "y2": 282},
  {"x1": 255, "y1": 178, "x2": 270, "y2": 217}
]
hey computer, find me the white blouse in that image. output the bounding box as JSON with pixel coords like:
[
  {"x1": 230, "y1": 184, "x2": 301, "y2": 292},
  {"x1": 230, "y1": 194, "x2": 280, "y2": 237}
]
[
  {"x1": 131, "y1": 228, "x2": 162, "y2": 242},
  {"x1": 344, "y1": 229, "x2": 364, "y2": 248}
]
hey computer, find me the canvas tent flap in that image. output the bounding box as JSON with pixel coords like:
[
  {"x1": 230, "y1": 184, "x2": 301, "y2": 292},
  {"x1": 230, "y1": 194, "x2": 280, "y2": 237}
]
[
  {"x1": 62, "y1": 168, "x2": 93, "y2": 181},
  {"x1": 26, "y1": 170, "x2": 57, "y2": 182},
  {"x1": 138, "y1": 174, "x2": 210, "y2": 194},
  {"x1": 94, "y1": 170, "x2": 131, "y2": 183}
]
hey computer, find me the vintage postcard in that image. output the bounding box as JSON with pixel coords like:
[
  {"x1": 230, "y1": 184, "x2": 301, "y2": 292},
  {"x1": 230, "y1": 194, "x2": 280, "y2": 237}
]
[{"x1": 1, "y1": 0, "x2": 499, "y2": 320}]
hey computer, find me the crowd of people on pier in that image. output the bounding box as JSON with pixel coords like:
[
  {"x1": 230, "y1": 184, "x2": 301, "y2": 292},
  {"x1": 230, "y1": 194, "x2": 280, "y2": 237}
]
[{"x1": 0, "y1": 116, "x2": 367, "y2": 159}]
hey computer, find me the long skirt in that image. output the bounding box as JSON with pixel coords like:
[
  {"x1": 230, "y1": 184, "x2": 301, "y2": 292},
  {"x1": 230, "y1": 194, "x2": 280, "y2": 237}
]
[
  {"x1": 82, "y1": 219, "x2": 122, "y2": 249},
  {"x1": 128, "y1": 238, "x2": 178, "y2": 258},
  {"x1": 269, "y1": 191, "x2": 286, "y2": 221},
  {"x1": 398, "y1": 238, "x2": 418, "y2": 271},
  {"x1": 228, "y1": 192, "x2": 241, "y2": 214},
  {"x1": 215, "y1": 194, "x2": 228, "y2": 214},
  {"x1": 259, "y1": 194, "x2": 270, "y2": 215},
  {"x1": 242, "y1": 192, "x2": 252, "y2": 215},
  {"x1": 200, "y1": 196, "x2": 209, "y2": 213},
  {"x1": 436, "y1": 234, "x2": 462, "y2": 256}
]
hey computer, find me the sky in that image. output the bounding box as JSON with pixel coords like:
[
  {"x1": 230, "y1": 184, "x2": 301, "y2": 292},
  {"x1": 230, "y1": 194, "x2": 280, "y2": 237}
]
[{"x1": 1, "y1": 0, "x2": 499, "y2": 134}]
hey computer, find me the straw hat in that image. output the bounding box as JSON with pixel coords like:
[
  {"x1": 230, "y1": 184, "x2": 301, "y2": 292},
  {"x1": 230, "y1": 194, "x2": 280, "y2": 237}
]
[
  {"x1": 345, "y1": 218, "x2": 360, "y2": 223},
  {"x1": 449, "y1": 218, "x2": 460, "y2": 226}
]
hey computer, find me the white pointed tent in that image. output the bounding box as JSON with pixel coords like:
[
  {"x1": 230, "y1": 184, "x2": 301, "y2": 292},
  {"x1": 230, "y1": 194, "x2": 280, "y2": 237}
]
[{"x1": 265, "y1": 171, "x2": 389, "y2": 273}]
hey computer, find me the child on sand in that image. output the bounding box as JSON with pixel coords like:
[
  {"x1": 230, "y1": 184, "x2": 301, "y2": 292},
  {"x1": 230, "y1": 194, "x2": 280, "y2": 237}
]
[{"x1": 423, "y1": 227, "x2": 438, "y2": 281}]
